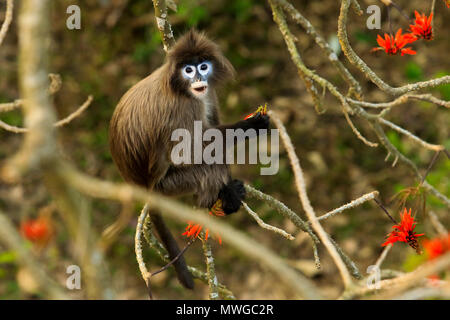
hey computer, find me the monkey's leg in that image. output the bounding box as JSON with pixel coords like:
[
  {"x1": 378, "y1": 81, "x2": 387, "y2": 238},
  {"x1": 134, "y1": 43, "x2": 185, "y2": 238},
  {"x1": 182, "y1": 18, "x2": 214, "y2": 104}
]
[
  {"x1": 150, "y1": 210, "x2": 195, "y2": 290},
  {"x1": 156, "y1": 164, "x2": 245, "y2": 214},
  {"x1": 156, "y1": 164, "x2": 230, "y2": 207}
]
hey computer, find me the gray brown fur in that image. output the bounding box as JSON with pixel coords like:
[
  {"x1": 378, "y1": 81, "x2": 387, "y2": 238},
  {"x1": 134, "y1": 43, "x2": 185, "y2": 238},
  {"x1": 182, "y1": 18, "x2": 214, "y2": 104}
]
[
  {"x1": 109, "y1": 30, "x2": 269, "y2": 290},
  {"x1": 109, "y1": 30, "x2": 237, "y2": 208}
]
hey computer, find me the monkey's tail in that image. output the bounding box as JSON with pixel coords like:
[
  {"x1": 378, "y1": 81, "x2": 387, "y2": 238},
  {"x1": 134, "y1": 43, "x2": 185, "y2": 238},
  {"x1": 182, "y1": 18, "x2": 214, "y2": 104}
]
[{"x1": 150, "y1": 211, "x2": 195, "y2": 290}]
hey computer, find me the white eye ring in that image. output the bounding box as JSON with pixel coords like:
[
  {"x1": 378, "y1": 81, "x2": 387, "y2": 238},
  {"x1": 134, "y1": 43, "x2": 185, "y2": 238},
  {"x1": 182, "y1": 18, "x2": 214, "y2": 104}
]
[
  {"x1": 197, "y1": 62, "x2": 211, "y2": 76},
  {"x1": 182, "y1": 65, "x2": 196, "y2": 79}
]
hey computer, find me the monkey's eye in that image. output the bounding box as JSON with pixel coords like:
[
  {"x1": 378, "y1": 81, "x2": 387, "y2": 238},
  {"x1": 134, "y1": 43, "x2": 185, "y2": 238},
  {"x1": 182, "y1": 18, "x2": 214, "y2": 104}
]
[
  {"x1": 182, "y1": 65, "x2": 196, "y2": 79},
  {"x1": 197, "y1": 61, "x2": 212, "y2": 76}
]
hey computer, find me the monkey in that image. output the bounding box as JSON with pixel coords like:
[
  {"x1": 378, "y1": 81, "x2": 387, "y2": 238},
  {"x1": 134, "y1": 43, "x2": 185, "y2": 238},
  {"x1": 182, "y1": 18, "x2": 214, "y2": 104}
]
[{"x1": 109, "y1": 30, "x2": 270, "y2": 290}]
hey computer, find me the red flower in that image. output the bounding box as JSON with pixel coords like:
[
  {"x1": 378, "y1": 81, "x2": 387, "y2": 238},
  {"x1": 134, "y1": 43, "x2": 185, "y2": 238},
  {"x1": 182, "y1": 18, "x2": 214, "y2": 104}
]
[
  {"x1": 373, "y1": 29, "x2": 417, "y2": 56},
  {"x1": 445, "y1": 0, "x2": 450, "y2": 8},
  {"x1": 423, "y1": 233, "x2": 450, "y2": 260},
  {"x1": 382, "y1": 208, "x2": 424, "y2": 252},
  {"x1": 244, "y1": 104, "x2": 268, "y2": 120},
  {"x1": 409, "y1": 11, "x2": 433, "y2": 40},
  {"x1": 182, "y1": 222, "x2": 222, "y2": 244},
  {"x1": 20, "y1": 217, "x2": 53, "y2": 246}
]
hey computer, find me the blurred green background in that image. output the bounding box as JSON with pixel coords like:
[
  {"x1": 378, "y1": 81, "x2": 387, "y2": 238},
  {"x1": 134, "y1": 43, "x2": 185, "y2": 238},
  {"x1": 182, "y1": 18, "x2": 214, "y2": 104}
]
[{"x1": 0, "y1": 0, "x2": 448, "y2": 299}]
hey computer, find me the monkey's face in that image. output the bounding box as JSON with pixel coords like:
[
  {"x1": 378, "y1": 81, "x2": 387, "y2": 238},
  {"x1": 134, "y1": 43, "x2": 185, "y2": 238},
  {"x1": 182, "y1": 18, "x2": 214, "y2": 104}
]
[{"x1": 181, "y1": 61, "x2": 213, "y2": 99}]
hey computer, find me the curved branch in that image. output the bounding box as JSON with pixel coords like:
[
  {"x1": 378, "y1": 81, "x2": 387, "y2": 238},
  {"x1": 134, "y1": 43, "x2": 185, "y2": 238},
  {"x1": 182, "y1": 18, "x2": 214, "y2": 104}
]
[
  {"x1": 269, "y1": 110, "x2": 353, "y2": 288},
  {"x1": 0, "y1": 95, "x2": 93, "y2": 133},
  {"x1": 378, "y1": 117, "x2": 445, "y2": 152},
  {"x1": 317, "y1": 191, "x2": 379, "y2": 221},
  {"x1": 242, "y1": 201, "x2": 295, "y2": 240}
]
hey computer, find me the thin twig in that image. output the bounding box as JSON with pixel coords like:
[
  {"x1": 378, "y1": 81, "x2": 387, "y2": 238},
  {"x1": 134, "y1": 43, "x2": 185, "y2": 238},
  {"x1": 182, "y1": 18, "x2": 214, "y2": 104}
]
[
  {"x1": 373, "y1": 198, "x2": 398, "y2": 224},
  {"x1": 379, "y1": 118, "x2": 444, "y2": 152},
  {"x1": 375, "y1": 244, "x2": 392, "y2": 269},
  {"x1": 245, "y1": 184, "x2": 318, "y2": 242},
  {"x1": 243, "y1": 202, "x2": 295, "y2": 240},
  {"x1": 135, "y1": 203, "x2": 151, "y2": 290},
  {"x1": 0, "y1": 95, "x2": 94, "y2": 133},
  {"x1": 55, "y1": 95, "x2": 94, "y2": 127},
  {"x1": 427, "y1": 211, "x2": 447, "y2": 236},
  {"x1": 342, "y1": 106, "x2": 378, "y2": 147},
  {"x1": 317, "y1": 191, "x2": 379, "y2": 221},
  {"x1": 0, "y1": 0, "x2": 13, "y2": 47},
  {"x1": 0, "y1": 99, "x2": 22, "y2": 113}
]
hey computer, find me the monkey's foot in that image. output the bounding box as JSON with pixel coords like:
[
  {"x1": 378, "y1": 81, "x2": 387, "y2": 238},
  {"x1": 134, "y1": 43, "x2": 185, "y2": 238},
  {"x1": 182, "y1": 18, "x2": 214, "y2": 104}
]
[
  {"x1": 218, "y1": 179, "x2": 246, "y2": 215},
  {"x1": 209, "y1": 199, "x2": 225, "y2": 217}
]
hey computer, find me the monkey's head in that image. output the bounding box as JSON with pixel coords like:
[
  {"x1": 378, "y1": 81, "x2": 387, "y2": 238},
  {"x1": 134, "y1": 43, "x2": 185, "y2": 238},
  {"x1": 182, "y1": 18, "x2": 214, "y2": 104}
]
[{"x1": 167, "y1": 30, "x2": 235, "y2": 99}]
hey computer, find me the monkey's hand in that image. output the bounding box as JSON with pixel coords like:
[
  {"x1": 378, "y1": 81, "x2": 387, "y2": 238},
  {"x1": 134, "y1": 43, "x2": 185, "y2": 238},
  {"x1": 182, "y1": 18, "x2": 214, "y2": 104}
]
[
  {"x1": 217, "y1": 179, "x2": 246, "y2": 215},
  {"x1": 243, "y1": 112, "x2": 270, "y2": 132}
]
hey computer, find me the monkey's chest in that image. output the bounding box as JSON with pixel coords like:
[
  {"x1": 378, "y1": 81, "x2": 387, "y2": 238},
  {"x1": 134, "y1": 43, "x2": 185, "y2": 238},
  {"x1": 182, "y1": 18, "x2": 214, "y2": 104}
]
[{"x1": 202, "y1": 100, "x2": 214, "y2": 125}]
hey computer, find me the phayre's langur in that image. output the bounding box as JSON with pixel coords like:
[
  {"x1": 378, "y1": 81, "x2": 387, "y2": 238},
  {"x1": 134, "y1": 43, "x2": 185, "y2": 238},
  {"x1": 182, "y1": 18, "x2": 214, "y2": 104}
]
[{"x1": 109, "y1": 30, "x2": 269, "y2": 289}]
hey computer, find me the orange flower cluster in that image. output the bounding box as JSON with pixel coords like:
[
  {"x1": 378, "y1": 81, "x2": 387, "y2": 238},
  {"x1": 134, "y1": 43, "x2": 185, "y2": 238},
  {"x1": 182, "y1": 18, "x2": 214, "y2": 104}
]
[
  {"x1": 182, "y1": 222, "x2": 222, "y2": 244},
  {"x1": 181, "y1": 199, "x2": 225, "y2": 243},
  {"x1": 409, "y1": 11, "x2": 433, "y2": 40},
  {"x1": 373, "y1": 29, "x2": 417, "y2": 56},
  {"x1": 423, "y1": 233, "x2": 450, "y2": 260},
  {"x1": 20, "y1": 217, "x2": 53, "y2": 247},
  {"x1": 382, "y1": 208, "x2": 424, "y2": 253},
  {"x1": 373, "y1": 11, "x2": 433, "y2": 56},
  {"x1": 244, "y1": 104, "x2": 268, "y2": 120}
]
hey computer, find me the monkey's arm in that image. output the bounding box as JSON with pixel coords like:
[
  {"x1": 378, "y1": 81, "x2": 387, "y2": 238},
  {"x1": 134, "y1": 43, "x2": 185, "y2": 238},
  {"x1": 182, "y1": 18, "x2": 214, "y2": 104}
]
[{"x1": 215, "y1": 112, "x2": 270, "y2": 135}]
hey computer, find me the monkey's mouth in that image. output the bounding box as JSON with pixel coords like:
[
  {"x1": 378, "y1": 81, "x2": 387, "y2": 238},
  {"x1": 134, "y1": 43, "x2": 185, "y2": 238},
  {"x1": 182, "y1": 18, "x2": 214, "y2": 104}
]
[{"x1": 190, "y1": 81, "x2": 208, "y2": 97}]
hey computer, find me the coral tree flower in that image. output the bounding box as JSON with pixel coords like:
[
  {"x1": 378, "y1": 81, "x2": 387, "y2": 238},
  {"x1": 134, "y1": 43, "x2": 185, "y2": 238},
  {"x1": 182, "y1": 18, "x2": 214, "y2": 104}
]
[
  {"x1": 409, "y1": 11, "x2": 433, "y2": 40},
  {"x1": 20, "y1": 217, "x2": 53, "y2": 246},
  {"x1": 382, "y1": 208, "x2": 424, "y2": 252},
  {"x1": 373, "y1": 29, "x2": 417, "y2": 56},
  {"x1": 182, "y1": 222, "x2": 222, "y2": 244},
  {"x1": 244, "y1": 104, "x2": 268, "y2": 120},
  {"x1": 423, "y1": 233, "x2": 450, "y2": 260},
  {"x1": 181, "y1": 199, "x2": 225, "y2": 244}
]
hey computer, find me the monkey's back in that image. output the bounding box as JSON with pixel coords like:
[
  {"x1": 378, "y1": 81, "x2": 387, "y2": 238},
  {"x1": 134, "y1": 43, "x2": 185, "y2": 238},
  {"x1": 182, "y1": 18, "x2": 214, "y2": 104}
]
[{"x1": 109, "y1": 67, "x2": 173, "y2": 188}]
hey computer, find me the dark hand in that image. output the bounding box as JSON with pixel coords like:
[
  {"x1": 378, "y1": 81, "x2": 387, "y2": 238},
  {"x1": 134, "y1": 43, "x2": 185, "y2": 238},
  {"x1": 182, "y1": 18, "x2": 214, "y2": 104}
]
[
  {"x1": 217, "y1": 179, "x2": 246, "y2": 215},
  {"x1": 243, "y1": 112, "x2": 270, "y2": 131}
]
